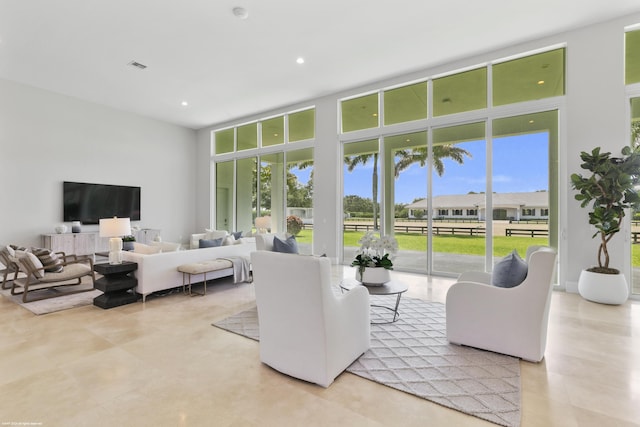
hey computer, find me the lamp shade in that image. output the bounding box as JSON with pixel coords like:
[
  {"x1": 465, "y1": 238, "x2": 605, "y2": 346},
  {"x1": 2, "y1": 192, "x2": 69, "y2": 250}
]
[
  {"x1": 255, "y1": 216, "x2": 271, "y2": 230},
  {"x1": 99, "y1": 217, "x2": 132, "y2": 238}
]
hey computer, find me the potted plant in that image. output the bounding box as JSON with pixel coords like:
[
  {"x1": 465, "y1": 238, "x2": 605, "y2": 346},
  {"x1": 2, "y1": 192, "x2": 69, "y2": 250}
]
[
  {"x1": 351, "y1": 231, "x2": 398, "y2": 286},
  {"x1": 570, "y1": 145, "x2": 640, "y2": 304},
  {"x1": 122, "y1": 235, "x2": 136, "y2": 251}
]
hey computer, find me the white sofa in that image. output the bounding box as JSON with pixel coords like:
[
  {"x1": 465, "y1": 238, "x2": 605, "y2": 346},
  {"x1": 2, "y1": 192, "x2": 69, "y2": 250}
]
[{"x1": 122, "y1": 240, "x2": 255, "y2": 302}]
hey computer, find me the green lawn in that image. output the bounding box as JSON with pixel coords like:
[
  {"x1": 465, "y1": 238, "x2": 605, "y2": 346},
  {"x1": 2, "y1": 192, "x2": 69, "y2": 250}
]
[{"x1": 296, "y1": 229, "x2": 640, "y2": 266}]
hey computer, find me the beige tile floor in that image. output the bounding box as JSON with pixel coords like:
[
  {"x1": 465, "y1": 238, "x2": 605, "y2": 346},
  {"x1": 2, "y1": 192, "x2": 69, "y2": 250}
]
[{"x1": 1, "y1": 267, "x2": 639, "y2": 427}]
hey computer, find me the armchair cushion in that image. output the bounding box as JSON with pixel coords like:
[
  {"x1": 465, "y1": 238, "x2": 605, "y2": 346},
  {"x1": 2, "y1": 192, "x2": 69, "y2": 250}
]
[
  {"x1": 23, "y1": 252, "x2": 45, "y2": 278},
  {"x1": 32, "y1": 248, "x2": 64, "y2": 273},
  {"x1": 491, "y1": 249, "x2": 527, "y2": 288}
]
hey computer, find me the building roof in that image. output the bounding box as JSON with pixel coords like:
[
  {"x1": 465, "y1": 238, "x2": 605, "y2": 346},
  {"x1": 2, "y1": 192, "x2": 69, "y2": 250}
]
[{"x1": 406, "y1": 191, "x2": 549, "y2": 209}]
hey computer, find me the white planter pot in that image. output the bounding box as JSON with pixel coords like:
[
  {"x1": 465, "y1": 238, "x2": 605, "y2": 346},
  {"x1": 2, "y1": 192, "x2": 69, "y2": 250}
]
[
  {"x1": 355, "y1": 267, "x2": 390, "y2": 286},
  {"x1": 578, "y1": 269, "x2": 629, "y2": 305}
]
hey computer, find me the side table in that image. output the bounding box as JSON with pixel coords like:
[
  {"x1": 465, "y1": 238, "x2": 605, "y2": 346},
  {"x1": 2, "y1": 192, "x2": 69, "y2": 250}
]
[
  {"x1": 340, "y1": 278, "x2": 408, "y2": 324},
  {"x1": 93, "y1": 261, "x2": 138, "y2": 309}
]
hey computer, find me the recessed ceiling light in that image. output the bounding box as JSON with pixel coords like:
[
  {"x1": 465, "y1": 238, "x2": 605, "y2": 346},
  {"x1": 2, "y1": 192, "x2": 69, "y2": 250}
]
[
  {"x1": 537, "y1": 80, "x2": 545, "y2": 85},
  {"x1": 181, "y1": 101, "x2": 189, "y2": 107},
  {"x1": 296, "y1": 57, "x2": 305, "y2": 64},
  {"x1": 232, "y1": 7, "x2": 248, "y2": 19}
]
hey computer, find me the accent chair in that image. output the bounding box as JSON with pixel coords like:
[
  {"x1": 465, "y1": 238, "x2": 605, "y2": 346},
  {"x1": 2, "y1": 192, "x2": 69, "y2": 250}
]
[
  {"x1": 250, "y1": 250, "x2": 370, "y2": 387},
  {"x1": 445, "y1": 246, "x2": 558, "y2": 362}
]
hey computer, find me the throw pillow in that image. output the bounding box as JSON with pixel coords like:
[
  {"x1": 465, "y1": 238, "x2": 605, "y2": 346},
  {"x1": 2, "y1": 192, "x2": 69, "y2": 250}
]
[
  {"x1": 204, "y1": 229, "x2": 229, "y2": 240},
  {"x1": 272, "y1": 235, "x2": 299, "y2": 254},
  {"x1": 199, "y1": 238, "x2": 223, "y2": 248},
  {"x1": 133, "y1": 242, "x2": 162, "y2": 254},
  {"x1": 223, "y1": 235, "x2": 236, "y2": 246},
  {"x1": 23, "y1": 252, "x2": 45, "y2": 278},
  {"x1": 31, "y1": 248, "x2": 64, "y2": 273},
  {"x1": 232, "y1": 231, "x2": 243, "y2": 240},
  {"x1": 491, "y1": 249, "x2": 528, "y2": 288}
]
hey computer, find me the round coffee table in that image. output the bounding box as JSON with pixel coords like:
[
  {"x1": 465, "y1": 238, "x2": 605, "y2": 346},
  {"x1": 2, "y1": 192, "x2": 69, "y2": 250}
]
[{"x1": 340, "y1": 278, "x2": 408, "y2": 324}]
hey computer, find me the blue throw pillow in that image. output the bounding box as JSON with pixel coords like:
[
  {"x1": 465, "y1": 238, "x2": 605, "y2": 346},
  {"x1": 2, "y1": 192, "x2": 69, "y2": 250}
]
[
  {"x1": 199, "y1": 238, "x2": 223, "y2": 248},
  {"x1": 272, "y1": 235, "x2": 299, "y2": 254},
  {"x1": 232, "y1": 231, "x2": 243, "y2": 240},
  {"x1": 491, "y1": 249, "x2": 528, "y2": 288}
]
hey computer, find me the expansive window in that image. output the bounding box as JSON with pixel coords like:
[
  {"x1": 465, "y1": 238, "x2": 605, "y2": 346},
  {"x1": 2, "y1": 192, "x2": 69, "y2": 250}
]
[
  {"x1": 433, "y1": 68, "x2": 487, "y2": 116},
  {"x1": 493, "y1": 48, "x2": 565, "y2": 105},
  {"x1": 383, "y1": 82, "x2": 428, "y2": 125},
  {"x1": 625, "y1": 29, "x2": 640, "y2": 85},
  {"x1": 340, "y1": 48, "x2": 561, "y2": 276},
  {"x1": 237, "y1": 123, "x2": 257, "y2": 151},
  {"x1": 492, "y1": 111, "x2": 556, "y2": 261},
  {"x1": 286, "y1": 148, "x2": 314, "y2": 254},
  {"x1": 213, "y1": 108, "x2": 315, "y2": 236},
  {"x1": 215, "y1": 161, "x2": 234, "y2": 230},
  {"x1": 343, "y1": 139, "x2": 380, "y2": 264},
  {"x1": 385, "y1": 131, "x2": 428, "y2": 272},
  {"x1": 431, "y1": 122, "x2": 485, "y2": 274},
  {"x1": 236, "y1": 157, "x2": 257, "y2": 233},
  {"x1": 341, "y1": 94, "x2": 379, "y2": 132},
  {"x1": 631, "y1": 97, "x2": 640, "y2": 295}
]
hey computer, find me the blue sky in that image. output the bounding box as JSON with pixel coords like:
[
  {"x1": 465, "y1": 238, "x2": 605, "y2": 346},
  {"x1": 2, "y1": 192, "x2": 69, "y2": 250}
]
[{"x1": 341, "y1": 132, "x2": 549, "y2": 204}]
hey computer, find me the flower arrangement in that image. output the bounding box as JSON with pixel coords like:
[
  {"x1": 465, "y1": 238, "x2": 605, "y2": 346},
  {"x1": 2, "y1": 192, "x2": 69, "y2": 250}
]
[
  {"x1": 286, "y1": 215, "x2": 304, "y2": 236},
  {"x1": 351, "y1": 231, "x2": 398, "y2": 275}
]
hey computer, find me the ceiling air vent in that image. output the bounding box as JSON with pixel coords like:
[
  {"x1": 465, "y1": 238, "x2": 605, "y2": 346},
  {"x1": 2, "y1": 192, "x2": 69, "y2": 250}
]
[{"x1": 127, "y1": 60, "x2": 147, "y2": 70}]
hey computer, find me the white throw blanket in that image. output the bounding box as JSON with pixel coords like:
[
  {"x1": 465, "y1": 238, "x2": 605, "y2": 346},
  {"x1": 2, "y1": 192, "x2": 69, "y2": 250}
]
[{"x1": 220, "y1": 256, "x2": 251, "y2": 283}]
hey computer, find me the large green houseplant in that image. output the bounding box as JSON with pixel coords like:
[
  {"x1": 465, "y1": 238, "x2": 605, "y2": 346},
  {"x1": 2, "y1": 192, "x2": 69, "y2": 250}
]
[{"x1": 570, "y1": 145, "x2": 640, "y2": 303}]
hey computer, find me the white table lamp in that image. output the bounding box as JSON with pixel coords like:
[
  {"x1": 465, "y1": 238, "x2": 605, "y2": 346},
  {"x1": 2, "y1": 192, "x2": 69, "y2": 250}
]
[
  {"x1": 99, "y1": 217, "x2": 132, "y2": 264},
  {"x1": 255, "y1": 216, "x2": 271, "y2": 234}
]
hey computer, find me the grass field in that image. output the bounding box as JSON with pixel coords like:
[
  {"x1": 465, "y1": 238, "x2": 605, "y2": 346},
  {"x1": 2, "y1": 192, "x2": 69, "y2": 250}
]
[{"x1": 295, "y1": 229, "x2": 640, "y2": 266}]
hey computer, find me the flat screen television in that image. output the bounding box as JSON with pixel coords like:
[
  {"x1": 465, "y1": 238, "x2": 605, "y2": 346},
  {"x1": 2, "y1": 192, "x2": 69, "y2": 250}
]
[{"x1": 63, "y1": 181, "x2": 141, "y2": 224}]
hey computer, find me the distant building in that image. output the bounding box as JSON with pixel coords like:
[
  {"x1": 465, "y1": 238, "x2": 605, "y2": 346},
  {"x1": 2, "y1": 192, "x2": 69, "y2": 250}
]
[{"x1": 405, "y1": 191, "x2": 549, "y2": 221}]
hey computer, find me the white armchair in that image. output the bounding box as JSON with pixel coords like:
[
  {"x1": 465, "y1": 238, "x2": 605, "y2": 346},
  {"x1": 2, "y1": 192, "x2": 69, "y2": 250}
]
[
  {"x1": 250, "y1": 250, "x2": 370, "y2": 387},
  {"x1": 446, "y1": 246, "x2": 557, "y2": 362}
]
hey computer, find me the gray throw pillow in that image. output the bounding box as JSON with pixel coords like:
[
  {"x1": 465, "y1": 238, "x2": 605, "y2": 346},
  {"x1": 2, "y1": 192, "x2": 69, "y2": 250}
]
[
  {"x1": 272, "y1": 235, "x2": 299, "y2": 254},
  {"x1": 232, "y1": 231, "x2": 243, "y2": 240},
  {"x1": 491, "y1": 249, "x2": 528, "y2": 288},
  {"x1": 199, "y1": 238, "x2": 223, "y2": 248}
]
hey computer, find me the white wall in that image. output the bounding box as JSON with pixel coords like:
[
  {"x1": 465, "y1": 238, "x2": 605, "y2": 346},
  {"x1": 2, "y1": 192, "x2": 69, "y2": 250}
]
[
  {"x1": 0, "y1": 79, "x2": 197, "y2": 248},
  {"x1": 196, "y1": 12, "x2": 640, "y2": 292}
]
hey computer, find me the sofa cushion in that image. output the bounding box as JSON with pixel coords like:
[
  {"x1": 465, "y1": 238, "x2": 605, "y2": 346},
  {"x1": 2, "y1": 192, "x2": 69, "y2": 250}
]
[
  {"x1": 205, "y1": 229, "x2": 229, "y2": 240},
  {"x1": 31, "y1": 248, "x2": 64, "y2": 273},
  {"x1": 150, "y1": 241, "x2": 181, "y2": 252},
  {"x1": 491, "y1": 249, "x2": 528, "y2": 288},
  {"x1": 133, "y1": 242, "x2": 162, "y2": 254},
  {"x1": 273, "y1": 235, "x2": 299, "y2": 254},
  {"x1": 200, "y1": 238, "x2": 223, "y2": 248}
]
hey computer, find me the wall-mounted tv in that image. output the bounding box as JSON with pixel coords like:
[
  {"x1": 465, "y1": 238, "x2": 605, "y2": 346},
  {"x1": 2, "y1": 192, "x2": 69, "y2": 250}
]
[{"x1": 63, "y1": 181, "x2": 141, "y2": 224}]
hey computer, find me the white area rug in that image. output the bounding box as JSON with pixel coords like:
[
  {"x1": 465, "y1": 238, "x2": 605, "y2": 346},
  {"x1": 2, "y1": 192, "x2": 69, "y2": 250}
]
[
  {"x1": 213, "y1": 297, "x2": 521, "y2": 427},
  {"x1": 0, "y1": 285, "x2": 100, "y2": 315}
]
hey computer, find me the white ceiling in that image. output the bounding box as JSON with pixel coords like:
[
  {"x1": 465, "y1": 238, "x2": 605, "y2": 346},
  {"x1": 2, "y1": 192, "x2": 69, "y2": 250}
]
[{"x1": 2, "y1": 0, "x2": 640, "y2": 130}]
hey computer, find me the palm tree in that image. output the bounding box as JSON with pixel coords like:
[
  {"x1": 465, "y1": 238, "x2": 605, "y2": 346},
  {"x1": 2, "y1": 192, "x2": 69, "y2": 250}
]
[
  {"x1": 345, "y1": 152, "x2": 380, "y2": 229},
  {"x1": 394, "y1": 145, "x2": 471, "y2": 177},
  {"x1": 344, "y1": 144, "x2": 471, "y2": 230}
]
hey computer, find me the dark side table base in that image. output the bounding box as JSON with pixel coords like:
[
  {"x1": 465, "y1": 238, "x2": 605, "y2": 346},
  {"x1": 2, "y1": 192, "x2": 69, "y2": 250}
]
[{"x1": 93, "y1": 261, "x2": 138, "y2": 309}]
